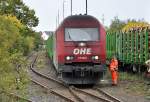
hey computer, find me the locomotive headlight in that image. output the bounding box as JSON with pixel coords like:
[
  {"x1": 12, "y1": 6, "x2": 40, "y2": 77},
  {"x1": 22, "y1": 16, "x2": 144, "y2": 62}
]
[
  {"x1": 94, "y1": 56, "x2": 99, "y2": 60},
  {"x1": 78, "y1": 42, "x2": 86, "y2": 47},
  {"x1": 92, "y1": 56, "x2": 99, "y2": 60},
  {"x1": 66, "y1": 56, "x2": 74, "y2": 60},
  {"x1": 66, "y1": 56, "x2": 71, "y2": 60}
]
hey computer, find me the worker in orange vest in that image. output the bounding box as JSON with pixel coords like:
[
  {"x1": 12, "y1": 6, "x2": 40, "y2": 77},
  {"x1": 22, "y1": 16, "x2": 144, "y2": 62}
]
[{"x1": 109, "y1": 56, "x2": 118, "y2": 86}]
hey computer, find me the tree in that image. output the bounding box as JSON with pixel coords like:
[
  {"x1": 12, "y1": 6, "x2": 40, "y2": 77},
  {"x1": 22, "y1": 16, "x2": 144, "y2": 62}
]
[
  {"x1": 107, "y1": 16, "x2": 126, "y2": 32},
  {"x1": 0, "y1": 0, "x2": 41, "y2": 51},
  {"x1": 33, "y1": 32, "x2": 43, "y2": 50},
  {"x1": 0, "y1": 0, "x2": 39, "y2": 27},
  {"x1": 0, "y1": 0, "x2": 41, "y2": 93}
]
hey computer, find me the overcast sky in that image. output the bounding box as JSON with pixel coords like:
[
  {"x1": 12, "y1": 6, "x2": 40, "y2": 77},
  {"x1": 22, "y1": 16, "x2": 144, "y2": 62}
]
[{"x1": 23, "y1": 0, "x2": 150, "y2": 31}]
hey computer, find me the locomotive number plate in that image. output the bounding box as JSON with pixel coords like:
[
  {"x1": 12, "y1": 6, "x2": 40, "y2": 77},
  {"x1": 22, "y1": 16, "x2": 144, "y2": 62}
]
[{"x1": 77, "y1": 56, "x2": 88, "y2": 60}]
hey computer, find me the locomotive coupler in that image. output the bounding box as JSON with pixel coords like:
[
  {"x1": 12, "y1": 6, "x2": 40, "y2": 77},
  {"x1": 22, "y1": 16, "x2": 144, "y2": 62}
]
[
  {"x1": 81, "y1": 71, "x2": 85, "y2": 77},
  {"x1": 80, "y1": 68, "x2": 87, "y2": 77}
]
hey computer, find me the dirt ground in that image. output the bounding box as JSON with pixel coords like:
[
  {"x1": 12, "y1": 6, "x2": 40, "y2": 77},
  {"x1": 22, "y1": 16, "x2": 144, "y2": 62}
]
[{"x1": 97, "y1": 78, "x2": 150, "y2": 102}]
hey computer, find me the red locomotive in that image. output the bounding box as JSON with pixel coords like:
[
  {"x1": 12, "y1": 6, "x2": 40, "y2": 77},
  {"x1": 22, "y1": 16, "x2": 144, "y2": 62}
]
[{"x1": 47, "y1": 14, "x2": 106, "y2": 84}]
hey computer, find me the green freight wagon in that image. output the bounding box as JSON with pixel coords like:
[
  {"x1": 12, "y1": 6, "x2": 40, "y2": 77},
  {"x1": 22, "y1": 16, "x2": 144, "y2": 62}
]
[
  {"x1": 106, "y1": 29, "x2": 150, "y2": 72},
  {"x1": 106, "y1": 32, "x2": 117, "y2": 60},
  {"x1": 46, "y1": 34, "x2": 54, "y2": 59}
]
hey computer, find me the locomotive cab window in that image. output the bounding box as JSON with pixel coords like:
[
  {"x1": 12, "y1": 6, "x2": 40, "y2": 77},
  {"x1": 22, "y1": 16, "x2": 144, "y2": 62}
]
[{"x1": 65, "y1": 28, "x2": 99, "y2": 41}]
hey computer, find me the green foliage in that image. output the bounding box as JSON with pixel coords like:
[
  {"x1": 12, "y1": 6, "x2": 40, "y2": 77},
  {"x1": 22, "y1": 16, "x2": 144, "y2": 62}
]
[
  {"x1": 0, "y1": 0, "x2": 39, "y2": 27},
  {"x1": 0, "y1": 0, "x2": 41, "y2": 100},
  {"x1": 23, "y1": 36, "x2": 35, "y2": 55},
  {"x1": 0, "y1": 15, "x2": 31, "y2": 92},
  {"x1": 33, "y1": 32, "x2": 42, "y2": 50},
  {"x1": 0, "y1": 0, "x2": 41, "y2": 51}
]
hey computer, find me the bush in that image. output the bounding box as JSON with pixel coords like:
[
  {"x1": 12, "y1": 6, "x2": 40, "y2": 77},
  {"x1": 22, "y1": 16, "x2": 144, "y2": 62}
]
[{"x1": 0, "y1": 15, "x2": 31, "y2": 91}]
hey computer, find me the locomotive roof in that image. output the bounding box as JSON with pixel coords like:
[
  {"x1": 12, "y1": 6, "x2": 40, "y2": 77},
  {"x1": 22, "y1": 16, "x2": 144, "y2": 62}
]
[
  {"x1": 56, "y1": 14, "x2": 101, "y2": 31},
  {"x1": 63, "y1": 14, "x2": 99, "y2": 22}
]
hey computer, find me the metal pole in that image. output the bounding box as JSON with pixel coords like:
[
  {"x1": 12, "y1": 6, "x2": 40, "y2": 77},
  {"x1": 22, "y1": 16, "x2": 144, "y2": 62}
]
[
  {"x1": 58, "y1": 9, "x2": 59, "y2": 25},
  {"x1": 86, "y1": 0, "x2": 87, "y2": 14},
  {"x1": 71, "y1": 0, "x2": 72, "y2": 15},
  {"x1": 56, "y1": 15, "x2": 57, "y2": 28},
  {"x1": 63, "y1": 0, "x2": 64, "y2": 19},
  {"x1": 102, "y1": 14, "x2": 105, "y2": 25},
  {"x1": 57, "y1": 0, "x2": 59, "y2": 26}
]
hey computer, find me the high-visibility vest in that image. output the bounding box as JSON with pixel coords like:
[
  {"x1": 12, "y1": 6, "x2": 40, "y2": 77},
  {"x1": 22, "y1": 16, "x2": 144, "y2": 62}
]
[{"x1": 109, "y1": 59, "x2": 118, "y2": 71}]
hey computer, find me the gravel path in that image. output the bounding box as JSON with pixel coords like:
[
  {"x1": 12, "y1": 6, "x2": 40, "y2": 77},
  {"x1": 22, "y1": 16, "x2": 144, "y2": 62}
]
[{"x1": 96, "y1": 80, "x2": 150, "y2": 102}]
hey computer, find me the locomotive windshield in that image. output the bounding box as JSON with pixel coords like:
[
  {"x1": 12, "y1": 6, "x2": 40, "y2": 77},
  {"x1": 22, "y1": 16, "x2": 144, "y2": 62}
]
[{"x1": 65, "y1": 28, "x2": 99, "y2": 41}]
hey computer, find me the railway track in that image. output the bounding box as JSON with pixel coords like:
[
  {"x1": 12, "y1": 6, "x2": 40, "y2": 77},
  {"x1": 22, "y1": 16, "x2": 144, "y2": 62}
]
[
  {"x1": 30, "y1": 54, "x2": 82, "y2": 102},
  {"x1": 29, "y1": 53, "x2": 123, "y2": 102},
  {"x1": 70, "y1": 86, "x2": 123, "y2": 102},
  {"x1": 94, "y1": 88, "x2": 122, "y2": 102}
]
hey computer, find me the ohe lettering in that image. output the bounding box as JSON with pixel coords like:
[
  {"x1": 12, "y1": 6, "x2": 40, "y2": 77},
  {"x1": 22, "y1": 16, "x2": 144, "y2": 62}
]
[{"x1": 73, "y1": 48, "x2": 91, "y2": 55}]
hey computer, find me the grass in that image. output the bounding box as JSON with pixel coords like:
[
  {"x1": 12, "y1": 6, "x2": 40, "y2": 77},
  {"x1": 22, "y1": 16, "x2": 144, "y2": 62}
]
[
  {"x1": 0, "y1": 92, "x2": 29, "y2": 102},
  {"x1": 119, "y1": 72, "x2": 143, "y2": 81},
  {"x1": 0, "y1": 72, "x2": 30, "y2": 102},
  {"x1": 36, "y1": 58, "x2": 45, "y2": 69},
  {"x1": 36, "y1": 51, "x2": 46, "y2": 69}
]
